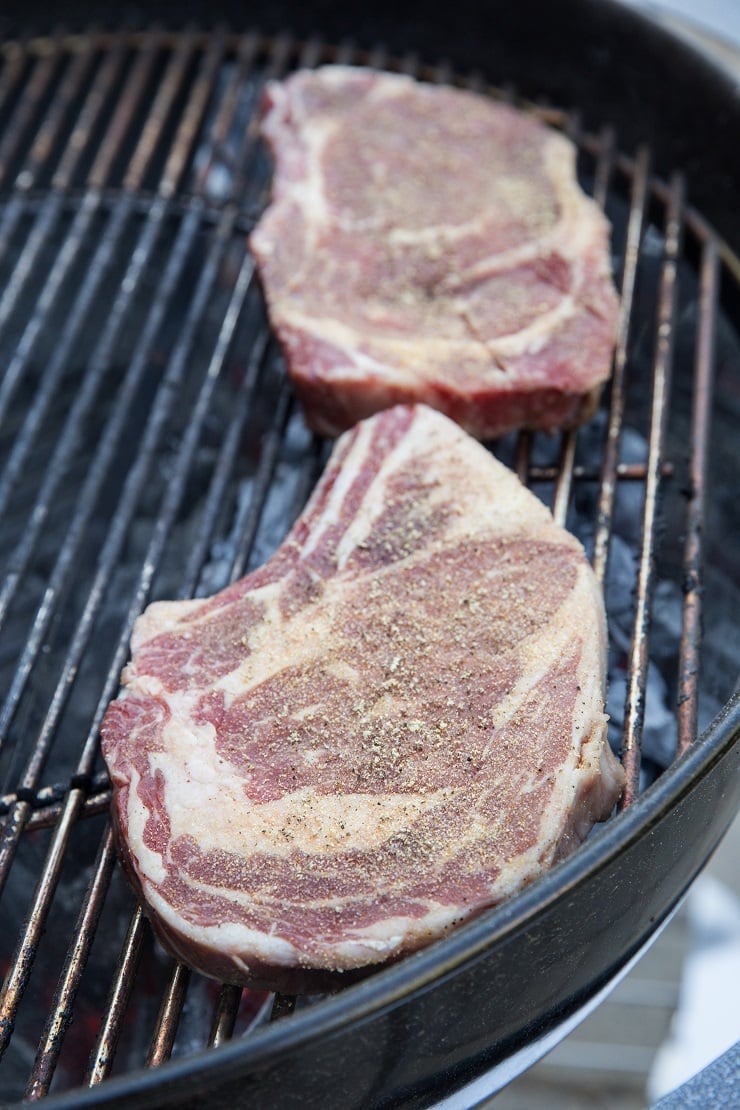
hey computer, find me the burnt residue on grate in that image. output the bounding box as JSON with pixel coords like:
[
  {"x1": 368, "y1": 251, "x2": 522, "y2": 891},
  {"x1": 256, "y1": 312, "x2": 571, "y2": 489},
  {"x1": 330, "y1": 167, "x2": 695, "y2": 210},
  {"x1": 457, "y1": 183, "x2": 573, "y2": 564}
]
[{"x1": 0, "y1": 28, "x2": 737, "y2": 1104}]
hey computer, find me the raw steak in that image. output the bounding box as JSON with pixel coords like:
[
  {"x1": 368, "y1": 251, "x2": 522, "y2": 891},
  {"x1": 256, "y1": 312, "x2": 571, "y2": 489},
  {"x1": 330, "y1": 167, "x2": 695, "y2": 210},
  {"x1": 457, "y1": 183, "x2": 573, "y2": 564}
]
[
  {"x1": 250, "y1": 66, "x2": 620, "y2": 439},
  {"x1": 100, "y1": 404, "x2": 624, "y2": 993}
]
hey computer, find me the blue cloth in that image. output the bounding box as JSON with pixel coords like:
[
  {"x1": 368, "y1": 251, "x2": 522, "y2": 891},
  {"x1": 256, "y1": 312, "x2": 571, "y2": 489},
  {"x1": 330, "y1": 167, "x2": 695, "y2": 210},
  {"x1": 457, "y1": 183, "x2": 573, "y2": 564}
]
[{"x1": 652, "y1": 1041, "x2": 740, "y2": 1108}]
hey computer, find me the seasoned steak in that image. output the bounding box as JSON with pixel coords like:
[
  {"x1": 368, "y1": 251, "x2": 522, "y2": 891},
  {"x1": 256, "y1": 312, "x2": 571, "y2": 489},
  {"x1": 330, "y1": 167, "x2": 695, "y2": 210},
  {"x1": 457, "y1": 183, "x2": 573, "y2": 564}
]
[
  {"x1": 250, "y1": 66, "x2": 619, "y2": 439},
  {"x1": 100, "y1": 405, "x2": 624, "y2": 993}
]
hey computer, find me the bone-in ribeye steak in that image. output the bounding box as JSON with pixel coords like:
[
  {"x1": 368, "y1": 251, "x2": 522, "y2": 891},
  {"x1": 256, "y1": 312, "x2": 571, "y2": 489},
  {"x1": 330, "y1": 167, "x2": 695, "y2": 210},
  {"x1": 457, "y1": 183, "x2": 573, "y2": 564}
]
[
  {"x1": 101, "y1": 404, "x2": 624, "y2": 993},
  {"x1": 250, "y1": 66, "x2": 620, "y2": 439}
]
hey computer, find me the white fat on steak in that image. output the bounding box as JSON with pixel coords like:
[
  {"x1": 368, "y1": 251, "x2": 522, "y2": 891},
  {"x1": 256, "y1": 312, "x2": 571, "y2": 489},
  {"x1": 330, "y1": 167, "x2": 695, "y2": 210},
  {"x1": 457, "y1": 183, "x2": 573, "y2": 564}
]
[
  {"x1": 101, "y1": 404, "x2": 624, "y2": 992},
  {"x1": 250, "y1": 66, "x2": 619, "y2": 439}
]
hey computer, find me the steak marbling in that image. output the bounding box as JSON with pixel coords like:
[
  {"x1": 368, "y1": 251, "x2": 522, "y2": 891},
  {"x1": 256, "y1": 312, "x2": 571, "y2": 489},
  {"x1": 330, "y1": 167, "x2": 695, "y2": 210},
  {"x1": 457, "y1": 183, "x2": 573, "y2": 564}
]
[
  {"x1": 250, "y1": 66, "x2": 620, "y2": 439},
  {"x1": 101, "y1": 405, "x2": 624, "y2": 992}
]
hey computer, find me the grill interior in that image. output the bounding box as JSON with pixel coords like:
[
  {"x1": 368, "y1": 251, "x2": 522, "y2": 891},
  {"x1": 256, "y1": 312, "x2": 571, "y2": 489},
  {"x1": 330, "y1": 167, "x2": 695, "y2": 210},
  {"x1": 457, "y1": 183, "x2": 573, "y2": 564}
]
[{"x1": 0, "y1": 27, "x2": 738, "y2": 1105}]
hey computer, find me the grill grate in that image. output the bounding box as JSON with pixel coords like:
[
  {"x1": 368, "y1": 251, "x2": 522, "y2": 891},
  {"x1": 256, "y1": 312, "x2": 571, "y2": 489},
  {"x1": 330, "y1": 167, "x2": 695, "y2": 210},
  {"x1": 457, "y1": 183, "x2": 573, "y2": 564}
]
[{"x1": 0, "y1": 27, "x2": 735, "y2": 1105}]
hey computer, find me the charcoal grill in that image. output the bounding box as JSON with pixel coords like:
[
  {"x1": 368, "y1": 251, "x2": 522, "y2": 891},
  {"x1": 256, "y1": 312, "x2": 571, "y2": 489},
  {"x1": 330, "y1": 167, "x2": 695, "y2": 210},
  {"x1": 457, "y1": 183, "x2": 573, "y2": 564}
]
[{"x1": 0, "y1": 2, "x2": 739, "y2": 1107}]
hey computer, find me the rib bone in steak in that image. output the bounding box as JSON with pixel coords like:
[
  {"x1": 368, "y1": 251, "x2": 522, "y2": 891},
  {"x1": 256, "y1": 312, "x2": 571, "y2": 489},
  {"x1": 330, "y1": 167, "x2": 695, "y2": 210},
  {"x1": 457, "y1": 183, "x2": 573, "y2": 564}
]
[
  {"x1": 250, "y1": 66, "x2": 620, "y2": 439},
  {"x1": 101, "y1": 404, "x2": 624, "y2": 993}
]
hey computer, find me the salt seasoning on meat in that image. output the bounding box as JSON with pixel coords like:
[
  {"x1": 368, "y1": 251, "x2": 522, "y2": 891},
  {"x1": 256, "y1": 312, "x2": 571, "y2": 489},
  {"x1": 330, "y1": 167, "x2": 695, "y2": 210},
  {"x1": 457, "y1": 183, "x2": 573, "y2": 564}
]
[
  {"x1": 101, "y1": 405, "x2": 624, "y2": 993},
  {"x1": 250, "y1": 66, "x2": 619, "y2": 439}
]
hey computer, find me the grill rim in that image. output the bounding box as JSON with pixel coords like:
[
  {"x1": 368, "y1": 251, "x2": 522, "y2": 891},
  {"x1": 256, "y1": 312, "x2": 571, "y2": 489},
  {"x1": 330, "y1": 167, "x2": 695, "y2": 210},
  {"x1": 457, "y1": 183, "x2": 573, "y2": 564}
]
[{"x1": 0, "y1": 16, "x2": 738, "y2": 1106}]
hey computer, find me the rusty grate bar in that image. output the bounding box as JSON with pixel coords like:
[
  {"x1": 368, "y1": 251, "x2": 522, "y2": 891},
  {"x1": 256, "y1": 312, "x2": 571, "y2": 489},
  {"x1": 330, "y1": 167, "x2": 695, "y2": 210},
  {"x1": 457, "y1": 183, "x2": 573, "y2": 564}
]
[
  {"x1": 25, "y1": 825, "x2": 117, "y2": 1099},
  {"x1": 144, "y1": 963, "x2": 191, "y2": 1069},
  {"x1": 0, "y1": 792, "x2": 85, "y2": 1058},
  {"x1": 619, "y1": 175, "x2": 685, "y2": 807},
  {"x1": 192, "y1": 31, "x2": 260, "y2": 195},
  {"x1": 0, "y1": 32, "x2": 65, "y2": 187},
  {"x1": 208, "y1": 985, "x2": 244, "y2": 1048},
  {"x1": 14, "y1": 787, "x2": 110, "y2": 833},
  {"x1": 593, "y1": 146, "x2": 651, "y2": 586},
  {"x1": 85, "y1": 906, "x2": 148, "y2": 1087},
  {"x1": 677, "y1": 236, "x2": 720, "y2": 753},
  {"x1": 0, "y1": 771, "x2": 109, "y2": 819},
  {"x1": 551, "y1": 120, "x2": 616, "y2": 527},
  {"x1": 15, "y1": 32, "x2": 99, "y2": 191}
]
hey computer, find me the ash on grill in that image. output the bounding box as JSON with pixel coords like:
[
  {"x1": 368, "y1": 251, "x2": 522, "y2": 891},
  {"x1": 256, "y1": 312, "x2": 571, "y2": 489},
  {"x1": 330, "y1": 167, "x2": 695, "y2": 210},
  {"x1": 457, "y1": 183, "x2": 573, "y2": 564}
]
[{"x1": 0, "y1": 29, "x2": 737, "y2": 1106}]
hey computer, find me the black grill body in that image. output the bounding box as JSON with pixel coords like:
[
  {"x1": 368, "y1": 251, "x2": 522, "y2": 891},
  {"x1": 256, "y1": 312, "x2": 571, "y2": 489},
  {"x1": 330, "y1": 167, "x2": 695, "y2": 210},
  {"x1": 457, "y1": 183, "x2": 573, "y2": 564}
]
[{"x1": 0, "y1": 3, "x2": 738, "y2": 1108}]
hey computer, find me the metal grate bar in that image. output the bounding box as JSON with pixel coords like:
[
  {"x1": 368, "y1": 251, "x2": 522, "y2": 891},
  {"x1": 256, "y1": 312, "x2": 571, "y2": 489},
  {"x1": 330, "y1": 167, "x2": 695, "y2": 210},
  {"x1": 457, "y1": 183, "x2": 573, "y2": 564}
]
[
  {"x1": 592, "y1": 147, "x2": 651, "y2": 585},
  {"x1": 16, "y1": 34, "x2": 99, "y2": 191},
  {"x1": 208, "y1": 985, "x2": 244, "y2": 1048},
  {"x1": 551, "y1": 433, "x2": 577, "y2": 527},
  {"x1": 619, "y1": 175, "x2": 684, "y2": 806},
  {"x1": 158, "y1": 28, "x2": 227, "y2": 198},
  {"x1": 72, "y1": 218, "x2": 252, "y2": 780},
  {"x1": 85, "y1": 905, "x2": 147, "y2": 1086},
  {"x1": 592, "y1": 126, "x2": 616, "y2": 210},
  {"x1": 134, "y1": 357, "x2": 288, "y2": 1062},
  {"x1": 532, "y1": 461, "x2": 669, "y2": 483},
  {"x1": 0, "y1": 770, "x2": 108, "y2": 817},
  {"x1": 0, "y1": 193, "x2": 104, "y2": 521},
  {"x1": 20, "y1": 787, "x2": 109, "y2": 833},
  {"x1": 95, "y1": 375, "x2": 299, "y2": 1074},
  {"x1": 25, "y1": 824, "x2": 118, "y2": 1099},
  {"x1": 122, "y1": 31, "x2": 198, "y2": 192},
  {"x1": 178, "y1": 329, "x2": 271, "y2": 597},
  {"x1": 234, "y1": 35, "x2": 295, "y2": 220},
  {"x1": 0, "y1": 195, "x2": 71, "y2": 428},
  {"x1": 84, "y1": 338, "x2": 283, "y2": 1076},
  {"x1": 142, "y1": 388, "x2": 323, "y2": 1062},
  {"x1": 0, "y1": 197, "x2": 134, "y2": 632},
  {"x1": 0, "y1": 790, "x2": 86, "y2": 1057},
  {"x1": 192, "y1": 32, "x2": 260, "y2": 194},
  {"x1": 552, "y1": 123, "x2": 616, "y2": 527},
  {"x1": 515, "y1": 430, "x2": 532, "y2": 486},
  {"x1": 95, "y1": 429, "x2": 282, "y2": 1075},
  {"x1": 145, "y1": 963, "x2": 191, "y2": 1069},
  {"x1": 229, "y1": 378, "x2": 295, "y2": 583},
  {"x1": 0, "y1": 33, "x2": 64, "y2": 189},
  {"x1": 50, "y1": 34, "x2": 130, "y2": 191},
  {"x1": 0, "y1": 41, "x2": 32, "y2": 134},
  {"x1": 85, "y1": 32, "x2": 162, "y2": 191},
  {"x1": 676, "y1": 236, "x2": 720, "y2": 752}
]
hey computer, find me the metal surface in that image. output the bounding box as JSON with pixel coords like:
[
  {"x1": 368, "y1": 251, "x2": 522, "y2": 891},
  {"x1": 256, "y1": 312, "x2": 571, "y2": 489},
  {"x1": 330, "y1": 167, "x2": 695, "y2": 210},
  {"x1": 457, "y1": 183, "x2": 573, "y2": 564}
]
[{"x1": 0, "y1": 25, "x2": 737, "y2": 1110}]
